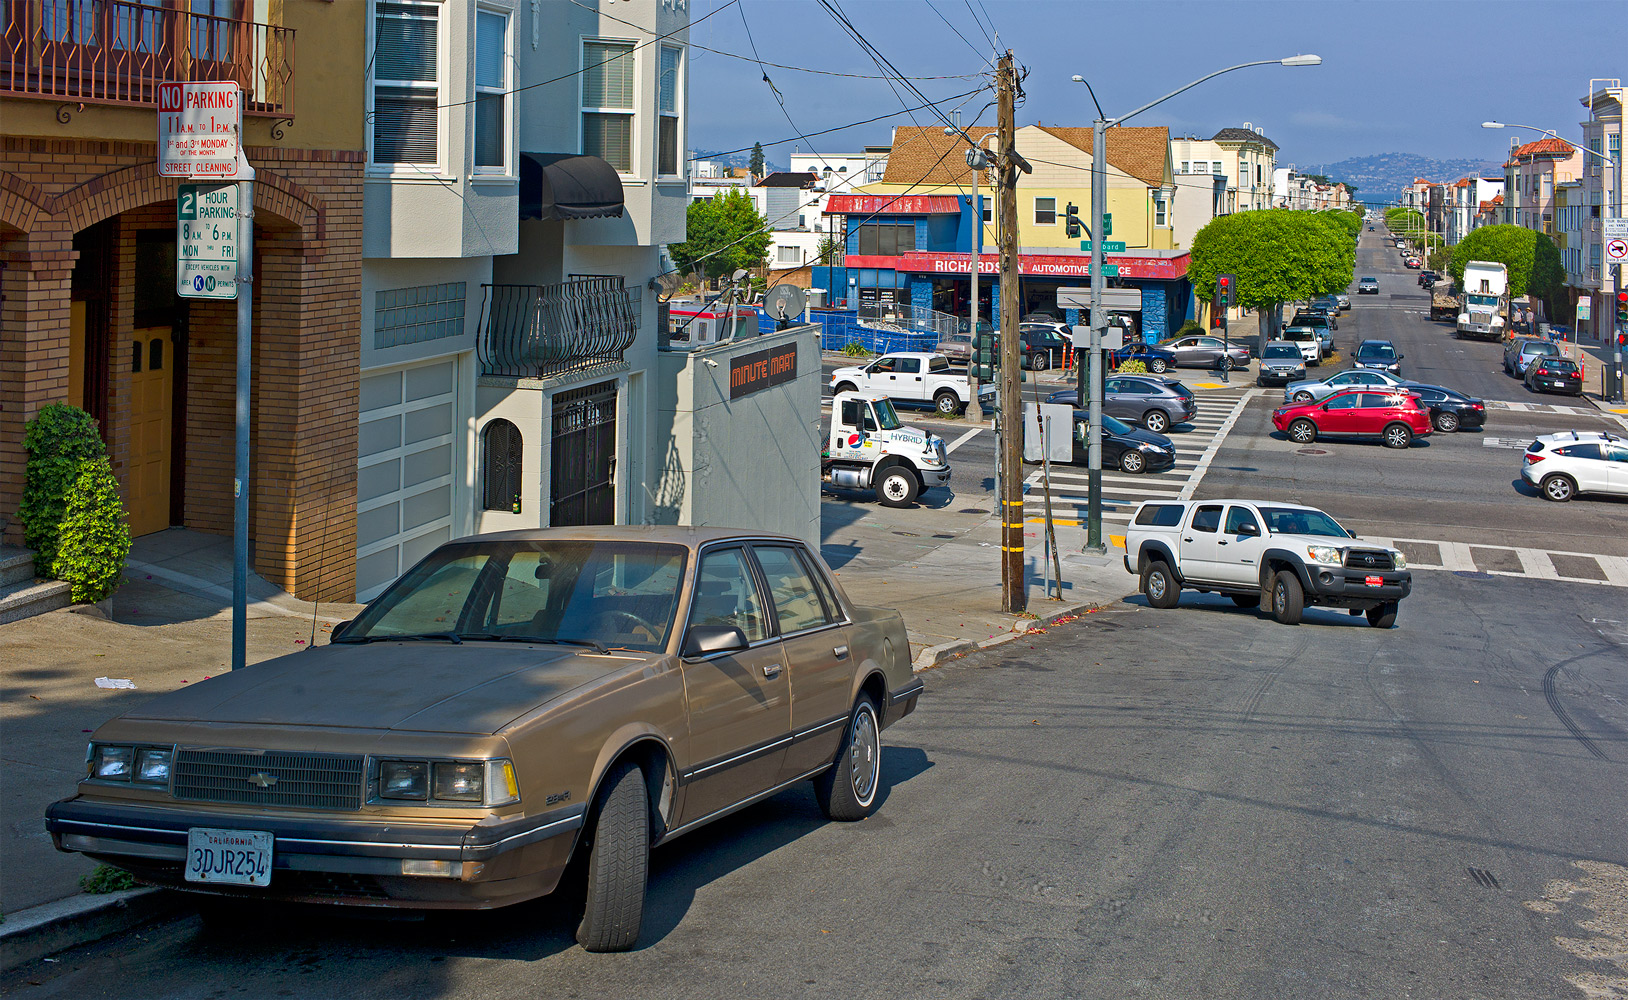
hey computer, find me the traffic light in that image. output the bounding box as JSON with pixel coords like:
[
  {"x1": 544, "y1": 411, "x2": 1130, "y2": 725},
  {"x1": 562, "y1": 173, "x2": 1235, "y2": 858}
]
[
  {"x1": 1617, "y1": 291, "x2": 1628, "y2": 326},
  {"x1": 973, "y1": 328, "x2": 997, "y2": 382},
  {"x1": 1216, "y1": 273, "x2": 1236, "y2": 308},
  {"x1": 1065, "y1": 203, "x2": 1082, "y2": 239}
]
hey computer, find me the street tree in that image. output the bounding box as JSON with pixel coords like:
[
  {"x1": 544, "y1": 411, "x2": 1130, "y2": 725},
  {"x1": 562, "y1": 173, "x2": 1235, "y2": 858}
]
[
  {"x1": 1446, "y1": 224, "x2": 1564, "y2": 299},
  {"x1": 1188, "y1": 210, "x2": 1354, "y2": 337},
  {"x1": 668, "y1": 189, "x2": 772, "y2": 281},
  {"x1": 749, "y1": 142, "x2": 766, "y2": 178}
]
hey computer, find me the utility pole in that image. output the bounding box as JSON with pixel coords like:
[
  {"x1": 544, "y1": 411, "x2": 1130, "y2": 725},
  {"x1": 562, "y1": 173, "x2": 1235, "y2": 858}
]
[{"x1": 996, "y1": 51, "x2": 1025, "y2": 613}]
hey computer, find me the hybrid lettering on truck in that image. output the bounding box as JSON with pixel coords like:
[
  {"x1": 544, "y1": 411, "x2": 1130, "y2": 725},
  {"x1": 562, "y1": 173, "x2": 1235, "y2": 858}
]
[{"x1": 1456, "y1": 261, "x2": 1509, "y2": 341}]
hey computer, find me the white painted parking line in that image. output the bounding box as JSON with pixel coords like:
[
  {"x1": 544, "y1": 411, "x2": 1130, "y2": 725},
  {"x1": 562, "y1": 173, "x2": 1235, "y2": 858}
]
[
  {"x1": 945, "y1": 427, "x2": 983, "y2": 454},
  {"x1": 1596, "y1": 555, "x2": 1628, "y2": 587}
]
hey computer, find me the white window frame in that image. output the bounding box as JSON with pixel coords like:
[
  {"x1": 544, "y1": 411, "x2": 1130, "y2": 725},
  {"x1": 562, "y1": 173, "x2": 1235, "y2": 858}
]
[
  {"x1": 657, "y1": 44, "x2": 683, "y2": 177},
  {"x1": 367, "y1": 0, "x2": 450, "y2": 177},
  {"x1": 1153, "y1": 191, "x2": 1167, "y2": 227},
  {"x1": 472, "y1": 5, "x2": 514, "y2": 177},
  {"x1": 1034, "y1": 197, "x2": 1056, "y2": 226},
  {"x1": 580, "y1": 36, "x2": 638, "y2": 176}
]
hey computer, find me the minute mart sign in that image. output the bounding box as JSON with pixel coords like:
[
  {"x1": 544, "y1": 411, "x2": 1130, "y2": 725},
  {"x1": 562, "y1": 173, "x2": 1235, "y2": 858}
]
[
  {"x1": 730, "y1": 342, "x2": 799, "y2": 399},
  {"x1": 177, "y1": 183, "x2": 239, "y2": 299}
]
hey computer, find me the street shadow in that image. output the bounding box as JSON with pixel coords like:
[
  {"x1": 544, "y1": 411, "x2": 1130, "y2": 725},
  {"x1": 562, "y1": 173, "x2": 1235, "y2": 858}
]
[{"x1": 1118, "y1": 592, "x2": 1375, "y2": 628}]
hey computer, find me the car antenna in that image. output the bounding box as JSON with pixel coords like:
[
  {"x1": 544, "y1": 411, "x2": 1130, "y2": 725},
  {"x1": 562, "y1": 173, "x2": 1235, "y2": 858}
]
[{"x1": 308, "y1": 594, "x2": 319, "y2": 650}]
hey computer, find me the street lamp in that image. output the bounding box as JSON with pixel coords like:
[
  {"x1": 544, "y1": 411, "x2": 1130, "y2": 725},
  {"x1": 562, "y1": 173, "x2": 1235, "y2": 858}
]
[
  {"x1": 1069, "y1": 55, "x2": 1321, "y2": 553},
  {"x1": 1484, "y1": 120, "x2": 1624, "y2": 399},
  {"x1": 947, "y1": 126, "x2": 999, "y2": 422}
]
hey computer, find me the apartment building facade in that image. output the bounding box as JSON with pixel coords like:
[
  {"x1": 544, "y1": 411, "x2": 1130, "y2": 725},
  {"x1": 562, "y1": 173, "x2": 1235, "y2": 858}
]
[
  {"x1": 1172, "y1": 126, "x2": 1277, "y2": 214},
  {"x1": 2, "y1": 0, "x2": 366, "y2": 601},
  {"x1": 1570, "y1": 82, "x2": 1622, "y2": 341}
]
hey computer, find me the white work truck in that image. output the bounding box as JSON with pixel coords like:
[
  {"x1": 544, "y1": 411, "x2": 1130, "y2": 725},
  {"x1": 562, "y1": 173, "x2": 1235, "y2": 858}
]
[
  {"x1": 829, "y1": 352, "x2": 996, "y2": 416},
  {"x1": 1123, "y1": 498, "x2": 1412, "y2": 627},
  {"x1": 822, "y1": 392, "x2": 951, "y2": 507},
  {"x1": 1456, "y1": 260, "x2": 1508, "y2": 341}
]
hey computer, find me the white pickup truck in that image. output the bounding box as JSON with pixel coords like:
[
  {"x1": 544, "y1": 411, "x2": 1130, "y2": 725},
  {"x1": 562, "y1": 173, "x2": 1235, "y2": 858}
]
[
  {"x1": 1123, "y1": 498, "x2": 1412, "y2": 627},
  {"x1": 823, "y1": 392, "x2": 951, "y2": 506},
  {"x1": 829, "y1": 351, "x2": 997, "y2": 416}
]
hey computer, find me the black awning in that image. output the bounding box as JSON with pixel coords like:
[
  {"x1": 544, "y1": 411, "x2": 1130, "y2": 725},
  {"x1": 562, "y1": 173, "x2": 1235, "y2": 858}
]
[{"x1": 519, "y1": 152, "x2": 625, "y2": 221}]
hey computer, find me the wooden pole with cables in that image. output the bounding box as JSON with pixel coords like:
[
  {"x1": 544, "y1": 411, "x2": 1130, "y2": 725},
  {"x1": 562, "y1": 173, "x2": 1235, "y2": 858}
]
[{"x1": 996, "y1": 51, "x2": 1025, "y2": 613}]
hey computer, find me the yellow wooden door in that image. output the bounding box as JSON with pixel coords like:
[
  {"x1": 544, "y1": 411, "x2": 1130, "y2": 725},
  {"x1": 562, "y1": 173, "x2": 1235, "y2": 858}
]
[{"x1": 127, "y1": 328, "x2": 174, "y2": 537}]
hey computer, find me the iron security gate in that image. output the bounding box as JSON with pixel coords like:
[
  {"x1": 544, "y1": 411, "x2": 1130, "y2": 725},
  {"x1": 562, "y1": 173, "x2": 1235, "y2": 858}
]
[{"x1": 550, "y1": 381, "x2": 617, "y2": 526}]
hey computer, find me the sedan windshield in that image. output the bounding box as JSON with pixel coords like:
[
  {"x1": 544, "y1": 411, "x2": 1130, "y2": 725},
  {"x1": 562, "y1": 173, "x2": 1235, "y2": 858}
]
[
  {"x1": 1257, "y1": 507, "x2": 1354, "y2": 538},
  {"x1": 342, "y1": 541, "x2": 689, "y2": 652}
]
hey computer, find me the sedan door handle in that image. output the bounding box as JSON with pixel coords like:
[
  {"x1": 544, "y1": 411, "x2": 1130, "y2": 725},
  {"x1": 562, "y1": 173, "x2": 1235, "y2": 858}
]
[
  {"x1": 763, "y1": 663, "x2": 783, "y2": 680},
  {"x1": 833, "y1": 645, "x2": 849, "y2": 660}
]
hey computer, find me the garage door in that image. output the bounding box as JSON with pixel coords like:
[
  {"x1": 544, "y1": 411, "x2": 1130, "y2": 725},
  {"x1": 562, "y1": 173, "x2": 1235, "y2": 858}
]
[{"x1": 355, "y1": 358, "x2": 460, "y2": 601}]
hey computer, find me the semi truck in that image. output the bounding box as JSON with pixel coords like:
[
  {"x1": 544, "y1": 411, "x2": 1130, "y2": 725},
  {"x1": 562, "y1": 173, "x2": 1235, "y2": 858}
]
[{"x1": 1456, "y1": 261, "x2": 1509, "y2": 341}]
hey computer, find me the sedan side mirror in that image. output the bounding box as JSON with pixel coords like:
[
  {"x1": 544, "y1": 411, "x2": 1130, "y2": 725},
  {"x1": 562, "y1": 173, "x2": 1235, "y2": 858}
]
[
  {"x1": 682, "y1": 625, "x2": 749, "y2": 658},
  {"x1": 1237, "y1": 522, "x2": 1260, "y2": 537}
]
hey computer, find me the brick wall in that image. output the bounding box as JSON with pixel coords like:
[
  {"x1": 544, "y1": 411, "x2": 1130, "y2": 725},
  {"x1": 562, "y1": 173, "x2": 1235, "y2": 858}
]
[{"x1": 0, "y1": 138, "x2": 363, "y2": 601}]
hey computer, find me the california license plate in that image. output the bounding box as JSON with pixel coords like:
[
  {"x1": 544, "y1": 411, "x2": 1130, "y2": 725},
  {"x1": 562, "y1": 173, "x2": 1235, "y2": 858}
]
[
  {"x1": 1364, "y1": 575, "x2": 1383, "y2": 587},
  {"x1": 185, "y1": 828, "x2": 272, "y2": 886}
]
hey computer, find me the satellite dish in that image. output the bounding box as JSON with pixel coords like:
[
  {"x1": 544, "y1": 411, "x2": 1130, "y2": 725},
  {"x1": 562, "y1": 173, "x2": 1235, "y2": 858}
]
[
  {"x1": 731, "y1": 269, "x2": 749, "y2": 282},
  {"x1": 764, "y1": 284, "x2": 808, "y2": 321}
]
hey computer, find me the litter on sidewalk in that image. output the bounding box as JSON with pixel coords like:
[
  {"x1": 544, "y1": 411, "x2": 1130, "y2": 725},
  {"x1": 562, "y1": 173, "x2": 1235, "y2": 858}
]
[{"x1": 93, "y1": 677, "x2": 136, "y2": 690}]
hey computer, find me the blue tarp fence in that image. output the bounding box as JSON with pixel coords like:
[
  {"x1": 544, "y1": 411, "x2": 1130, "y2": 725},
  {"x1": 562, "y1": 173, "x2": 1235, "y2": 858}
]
[{"x1": 754, "y1": 308, "x2": 939, "y2": 354}]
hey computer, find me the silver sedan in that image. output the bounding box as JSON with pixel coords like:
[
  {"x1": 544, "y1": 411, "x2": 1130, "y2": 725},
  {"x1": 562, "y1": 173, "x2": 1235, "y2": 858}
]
[{"x1": 1283, "y1": 368, "x2": 1411, "y2": 403}]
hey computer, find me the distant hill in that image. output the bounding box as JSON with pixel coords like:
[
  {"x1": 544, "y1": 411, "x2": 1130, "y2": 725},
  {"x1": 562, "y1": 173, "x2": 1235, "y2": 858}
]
[
  {"x1": 688, "y1": 148, "x2": 786, "y2": 174},
  {"x1": 1319, "y1": 153, "x2": 1506, "y2": 203}
]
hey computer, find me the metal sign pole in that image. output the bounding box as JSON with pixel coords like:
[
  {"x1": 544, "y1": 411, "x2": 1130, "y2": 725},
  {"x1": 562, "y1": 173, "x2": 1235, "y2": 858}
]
[{"x1": 232, "y1": 152, "x2": 255, "y2": 671}]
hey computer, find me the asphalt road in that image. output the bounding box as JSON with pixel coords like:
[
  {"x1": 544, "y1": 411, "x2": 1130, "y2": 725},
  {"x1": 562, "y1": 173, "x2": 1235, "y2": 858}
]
[{"x1": 11, "y1": 571, "x2": 1625, "y2": 1000}]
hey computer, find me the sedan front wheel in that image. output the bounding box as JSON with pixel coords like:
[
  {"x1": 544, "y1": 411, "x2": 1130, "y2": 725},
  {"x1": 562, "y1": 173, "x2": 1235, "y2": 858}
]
[
  {"x1": 1293, "y1": 390, "x2": 1315, "y2": 403},
  {"x1": 1120, "y1": 449, "x2": 1147, "y2": 474},
  {"x1": 815, "y1": 696, "x2": 882, "y2": 821},
  {"x1": 575, "y1": 761, "x2": 650, "y2": 953},
  {"x1": 1149, "y1": 358, "x2": 1169, "y2": 373}
]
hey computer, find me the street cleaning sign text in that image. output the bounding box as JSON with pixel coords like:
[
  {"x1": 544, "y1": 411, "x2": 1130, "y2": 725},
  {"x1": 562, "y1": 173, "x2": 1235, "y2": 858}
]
[
  {"x1": 177, "y1": 184, "x2": 239, "y2": 299},
  {"x1": 158, "y1": 82, "x2": 242, "y2": 178}
]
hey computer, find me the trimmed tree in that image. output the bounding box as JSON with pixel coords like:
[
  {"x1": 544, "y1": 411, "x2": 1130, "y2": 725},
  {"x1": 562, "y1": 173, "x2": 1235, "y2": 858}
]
[
  {"x1": 20, "y1": 404, "x2": 108, "y2": 575},
  {"x1": 1188, "y1": 210, "x2": 1354, "y2": 338},
  {"x1": 1446, "y1": 224, "x2": 1564, "y2": 299},
  {"x1": 52, "y1": 456, "x2": 131, "y2": 604},
  {"x1": 668, "y1": 189, "x2": 772, "y2": 280}
]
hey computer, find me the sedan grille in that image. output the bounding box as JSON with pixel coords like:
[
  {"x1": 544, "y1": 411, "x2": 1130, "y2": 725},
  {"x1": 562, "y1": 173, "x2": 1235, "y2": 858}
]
[
  {"x1": 1344, "y1": 549, "x2": 1394, "y2": 571},
  {"x1": 173, "y1": 748, "x2": 366, "y2": 811}
]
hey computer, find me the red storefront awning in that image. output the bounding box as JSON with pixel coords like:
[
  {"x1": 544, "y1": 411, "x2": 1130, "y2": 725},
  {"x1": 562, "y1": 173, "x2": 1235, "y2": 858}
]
[{"x1": 841, "y1": 251, "x2": 1191, "y2": 281}]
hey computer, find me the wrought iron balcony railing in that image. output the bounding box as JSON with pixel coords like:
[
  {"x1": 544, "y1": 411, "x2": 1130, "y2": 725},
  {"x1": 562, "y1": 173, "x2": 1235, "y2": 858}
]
[
  {"x1": 1, "y1": 0, "x2": 294, "y2": 116},
  {"x1": 478, "y1": 278, "x2": 642, "y2": 379}
]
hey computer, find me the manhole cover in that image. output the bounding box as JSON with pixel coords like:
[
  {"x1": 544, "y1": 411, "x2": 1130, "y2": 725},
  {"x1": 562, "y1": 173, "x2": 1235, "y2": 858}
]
[
  {"x1": 957, "y1": 508, "x2": 988, "y2": 514},
  {"x1": 1296, "y1": 448, "x2": 1330, "y2": 456},
  {"x1": 894, "y1": 530, "x2": 920, "y2": 537}
]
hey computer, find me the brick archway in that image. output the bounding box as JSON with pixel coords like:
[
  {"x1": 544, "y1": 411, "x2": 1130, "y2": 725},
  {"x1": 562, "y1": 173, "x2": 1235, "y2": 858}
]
[
  {"x1": 50, "y1": 159, "x2": 323, "y2": 238},
  {"x1": 0, "y1": 170, "x2": 53, "y2": 233}
]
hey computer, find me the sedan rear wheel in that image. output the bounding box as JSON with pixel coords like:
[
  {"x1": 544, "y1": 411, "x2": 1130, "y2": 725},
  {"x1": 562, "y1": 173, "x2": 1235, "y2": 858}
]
[
  {"x1": 815, "y1": 696, "x2": 881, "y2": 821},
  {"x1": 1382, "y1": 423, "x2": 1413, "y2": 449},
  {"x1": 1142, "y1": 410, "x2": 1170, "y2": 434},
  {"x1": 1540, "y1": 474, "x2": 1576, "y2": 502},
  {"x1": 1030, "y1": 352, "x2": 1050, "y2": 372},
  {"x1": 1120, "y1": 449, "x2": 1146, "y2": 474},
  {"x1": 1434, "y1": 410, "x2": 1459, "y2": 433},
  {"x1": 576, "y1": 761, "x2": 650, "y2": 953},
  {"x1": 1288, "y1": 419, "x2": 1318, "y2": 444}
]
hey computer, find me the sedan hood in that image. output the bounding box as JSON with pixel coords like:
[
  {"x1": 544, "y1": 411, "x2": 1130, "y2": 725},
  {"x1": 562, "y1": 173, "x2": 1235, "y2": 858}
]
[{"x1": 123, "y1": 642, "x2": 632, "y2": 734}]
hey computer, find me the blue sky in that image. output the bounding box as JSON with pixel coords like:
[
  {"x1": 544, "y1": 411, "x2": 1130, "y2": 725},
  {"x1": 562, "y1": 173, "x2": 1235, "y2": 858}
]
[{"x1": 688, "y1": 0, "x2": 1623, "y2": 171}]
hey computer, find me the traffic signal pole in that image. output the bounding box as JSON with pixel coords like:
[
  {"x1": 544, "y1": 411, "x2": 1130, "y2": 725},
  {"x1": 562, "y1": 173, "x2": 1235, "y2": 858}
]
[{"x1": 1084, "y1": 116, "x2": 1107, "y2": 554}]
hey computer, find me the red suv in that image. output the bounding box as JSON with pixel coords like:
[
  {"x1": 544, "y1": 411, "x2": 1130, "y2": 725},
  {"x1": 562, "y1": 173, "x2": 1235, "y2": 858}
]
[{"x1": 1272, "y1": 388, "x2": 1433, "y2": 449}]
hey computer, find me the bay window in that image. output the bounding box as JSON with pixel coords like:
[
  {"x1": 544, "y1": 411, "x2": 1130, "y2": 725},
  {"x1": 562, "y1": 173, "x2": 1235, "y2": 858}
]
[
  {"x1": 474, "y1": 8, "x2": 510, "y2": 172},
  {"x1": 659, "y1": 45, "x2": 682, "y2": 176},
  {"x1": 583, "y1": 39, "x2": 635, "y2": 172},
  {"x1": 372, "y1": 0, "x2": 440, "y2": 167}
]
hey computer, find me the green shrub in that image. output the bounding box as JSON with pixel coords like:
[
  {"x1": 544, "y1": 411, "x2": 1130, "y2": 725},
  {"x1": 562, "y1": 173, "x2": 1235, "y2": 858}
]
[
  {"x1": 1117, "y1": 359, "x2": 1148, "y2": 374},
  {"x1": 1176, "y1": 320, "x2": 1204, "y2": 338},
  {"x1": 80, "y1": 864, "x2": 138, "y2": 894},
  {"x1": 52, "y1": 456, "x2": 130, "y2": 604},
  {"x1": 841, "y1": 341, "x2": 871, "y2": 357},
  {"x1": 21, "y1": 404, "x2": 107, "y2": 576}
]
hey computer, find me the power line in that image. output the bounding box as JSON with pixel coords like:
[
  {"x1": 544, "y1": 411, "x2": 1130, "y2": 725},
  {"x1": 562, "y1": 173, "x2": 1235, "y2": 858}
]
[
  {"x1": 687, "y1": 86, "x2": 990, "y2": 163},
  {"x1": 962, "y1": 0, "x2": 994, "y2": 51},
  {"x1": 924, "y1": 0, "x2": 995, "y2": 68}
]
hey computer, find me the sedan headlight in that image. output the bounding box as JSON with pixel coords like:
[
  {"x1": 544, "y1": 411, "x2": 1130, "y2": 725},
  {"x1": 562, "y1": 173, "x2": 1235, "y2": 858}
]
[
  {"x1": 135, "y1": 748, "x2": 173, "y2": 785},
  {"x1": 1306, "y1": 545, "x2": 1343, "y2": 565},
  {"x1": 91, "y1": 744, "x2": 132, "y2": 780},
  {"x1": 376, "y1": 758, "x2": 520, "y2": 806}
]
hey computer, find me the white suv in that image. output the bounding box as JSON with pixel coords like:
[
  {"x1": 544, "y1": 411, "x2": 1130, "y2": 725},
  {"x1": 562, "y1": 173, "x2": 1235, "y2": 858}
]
[{"x1": 1522, "y1": 431, "x2": 1628, "y2": 502}]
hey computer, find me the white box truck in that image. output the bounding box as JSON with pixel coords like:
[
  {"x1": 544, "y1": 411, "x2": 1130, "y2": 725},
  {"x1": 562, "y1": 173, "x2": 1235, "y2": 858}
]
[{"x1": 1456, "y1": 261, "x2": 1509, "y2": 341}]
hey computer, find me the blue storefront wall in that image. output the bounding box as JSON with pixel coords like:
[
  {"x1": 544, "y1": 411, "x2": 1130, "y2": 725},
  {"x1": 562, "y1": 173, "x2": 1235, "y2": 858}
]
[{"x1": 753, "y1": 307, "x2": 940, "y2": 353}]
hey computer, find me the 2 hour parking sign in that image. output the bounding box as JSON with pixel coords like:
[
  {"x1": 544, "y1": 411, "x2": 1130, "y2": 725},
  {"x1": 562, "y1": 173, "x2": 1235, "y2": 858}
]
[{"x1": 176, "y1": 183, "x2": 239, "y2": 299}]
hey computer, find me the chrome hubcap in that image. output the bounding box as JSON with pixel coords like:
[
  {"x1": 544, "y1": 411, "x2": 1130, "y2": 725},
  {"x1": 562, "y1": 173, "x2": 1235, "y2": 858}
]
[
  {"x1": 849, "y1": 707, "x2": 879, "y2": 804},
  {"x1": 1274, "y1": 584, "x2": 1286, "y2": 613},
  {"x1": 1388, "y1": 428, "x2": 1406, "y2": 446},
  {"x1": 1547, "y1": 480, "x2": 1569, "y2": 499},
  {"x1": 1148, "y1": 573, "x2": 1166, "y2": 600}
]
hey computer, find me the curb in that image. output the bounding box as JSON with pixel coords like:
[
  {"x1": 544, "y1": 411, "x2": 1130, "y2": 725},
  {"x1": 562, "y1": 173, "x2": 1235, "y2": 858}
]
[
  {"x1": 911, "y1": 598, "x2": 1112, "y2": 672},
  {"x1": 0, "y1": 888, "x2": 186, "y2": 971}
]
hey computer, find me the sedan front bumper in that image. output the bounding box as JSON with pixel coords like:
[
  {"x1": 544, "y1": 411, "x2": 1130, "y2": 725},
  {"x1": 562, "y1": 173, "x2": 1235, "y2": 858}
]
[{"x1": 46, "y1": 796, "x2": 585, "y2": 908}]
